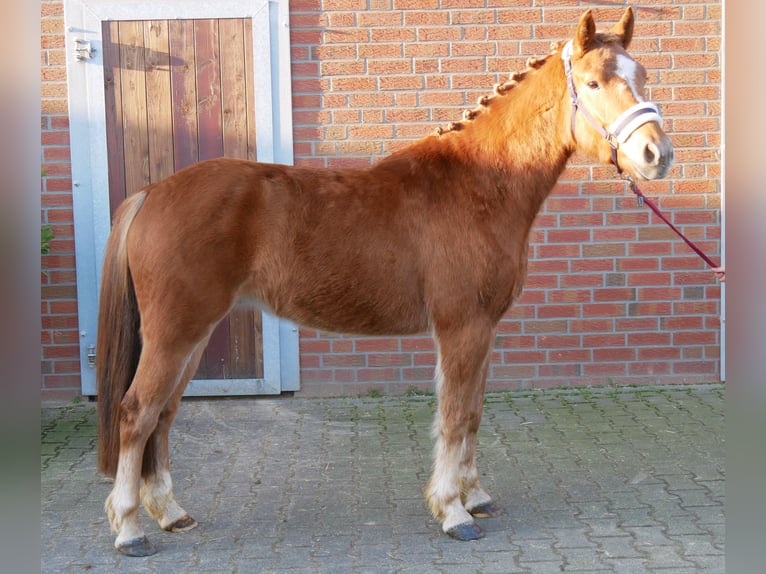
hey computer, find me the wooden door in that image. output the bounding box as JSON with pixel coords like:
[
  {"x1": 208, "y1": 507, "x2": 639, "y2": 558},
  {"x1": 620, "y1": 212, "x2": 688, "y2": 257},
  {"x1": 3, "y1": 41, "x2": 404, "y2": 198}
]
[{"x1": 102, "y1": 18, "x2": 263, "y2": 381}]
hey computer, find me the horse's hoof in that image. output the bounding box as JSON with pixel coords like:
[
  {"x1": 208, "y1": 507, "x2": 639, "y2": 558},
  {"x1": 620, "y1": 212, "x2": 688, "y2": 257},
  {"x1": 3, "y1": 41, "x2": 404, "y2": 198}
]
[
  {"x1": 446, "y1": 521, "x2": 485, "y2": 541},
  {"x1": 165, "y1": 515, "x2": 198, "y2": 533},
  {"x1": 468, "y1": 501, "x2": 502, "y2": 519},
  {"x1": 116, "y1": 536, "x2": 157, "y2": 557}
]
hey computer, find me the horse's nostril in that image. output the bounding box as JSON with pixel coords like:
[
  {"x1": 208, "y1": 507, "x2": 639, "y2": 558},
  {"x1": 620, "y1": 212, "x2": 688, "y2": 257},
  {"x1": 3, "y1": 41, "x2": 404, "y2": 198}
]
[{"x1": 644, "y1": 142, "x2": 659, "y2": 166}]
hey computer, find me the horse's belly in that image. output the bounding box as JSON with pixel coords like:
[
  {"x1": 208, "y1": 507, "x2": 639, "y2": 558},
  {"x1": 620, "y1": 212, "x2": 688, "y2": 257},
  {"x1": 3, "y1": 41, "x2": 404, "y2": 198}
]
[{"x1": 248, "y1": 271, "x2": 430, "y2": 337}]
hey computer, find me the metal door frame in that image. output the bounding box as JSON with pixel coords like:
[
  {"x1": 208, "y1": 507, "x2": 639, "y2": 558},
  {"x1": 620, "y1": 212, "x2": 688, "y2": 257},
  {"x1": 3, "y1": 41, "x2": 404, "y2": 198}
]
[{"x1": 64, "y1": 0, "x2": 299, "y2": 396}]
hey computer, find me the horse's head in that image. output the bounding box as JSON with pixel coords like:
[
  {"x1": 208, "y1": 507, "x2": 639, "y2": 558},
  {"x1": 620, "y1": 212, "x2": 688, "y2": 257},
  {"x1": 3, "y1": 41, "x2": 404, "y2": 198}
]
[{"x1": 563, "y1": 7, "x2": 673, "y2": 181}]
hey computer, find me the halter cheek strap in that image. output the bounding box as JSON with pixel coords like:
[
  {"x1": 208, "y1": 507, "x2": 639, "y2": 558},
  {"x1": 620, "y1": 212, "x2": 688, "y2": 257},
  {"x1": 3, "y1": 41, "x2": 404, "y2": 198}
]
[{"x1": 561, "y1": 40, "x2": 662, "y2": 174}]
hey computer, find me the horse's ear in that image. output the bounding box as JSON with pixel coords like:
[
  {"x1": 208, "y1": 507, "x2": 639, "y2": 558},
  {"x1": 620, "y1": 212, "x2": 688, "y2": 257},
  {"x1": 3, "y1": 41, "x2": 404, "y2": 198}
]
[
  {"x1": 611, "y1": 7, "x2": 635, "y2": 49},
  {"x1": 573, "y1": 9, "x2": 596, "y2": 58}
]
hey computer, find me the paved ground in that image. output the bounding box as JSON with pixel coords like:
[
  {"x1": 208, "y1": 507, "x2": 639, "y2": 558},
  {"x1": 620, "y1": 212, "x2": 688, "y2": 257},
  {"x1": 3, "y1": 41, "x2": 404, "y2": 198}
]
[{"x1": 41, "y1": 384, "x2": 724, "y2": 573}]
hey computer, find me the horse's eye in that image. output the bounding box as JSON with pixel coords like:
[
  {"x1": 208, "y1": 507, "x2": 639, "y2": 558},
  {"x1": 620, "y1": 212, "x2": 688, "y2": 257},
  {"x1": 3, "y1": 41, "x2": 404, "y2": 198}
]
[{"x1": 587, "y1": 80, "x2": 600, "y2": 90}]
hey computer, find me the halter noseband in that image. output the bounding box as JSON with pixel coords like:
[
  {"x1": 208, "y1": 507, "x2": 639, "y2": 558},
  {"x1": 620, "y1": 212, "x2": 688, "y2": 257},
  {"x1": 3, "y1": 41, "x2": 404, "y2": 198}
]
[{"x1": 561, "y1": 40, "x2": 662, "y2": 175}]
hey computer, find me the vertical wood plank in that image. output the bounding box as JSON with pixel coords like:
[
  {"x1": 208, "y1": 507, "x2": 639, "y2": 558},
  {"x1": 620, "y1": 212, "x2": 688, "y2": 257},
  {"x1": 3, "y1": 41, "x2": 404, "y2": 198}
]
[
  {"x1": 195, "y1": 19, "x2": 224, "y2": 161},
  {"x1": 143, "y1": 20, "x2": 174, "y2": 183},
  {"x1": 220, "y1": 18, "x2": 249, "y2": 160},
  {"x1": 202, "y1": 321, "x2": 229, "y2": 379},
  {"x1": 244, "y1": 17, "x2": 263, "y2": 377},
  {"x1": 119, "y1": 20, "x2": 151, "y2": 196},
  {"x1": 220, "y1": 18, "x2": 263, "y2": 378},
  {"x1": 243, "y1": 17, "x2": 257, "y2": 161},
  {"x1": 168, "y1": 19, "x2": 199, "y2": 171},
  {"x1": 194, "y1": 19, "x2": 227, "y2": 377},
  {"x1": 102, "y1": 21, "x2": 127, "y2": 215},
  {"x1": 245, "y1": 15, "x2": 263, "y2": 378}
]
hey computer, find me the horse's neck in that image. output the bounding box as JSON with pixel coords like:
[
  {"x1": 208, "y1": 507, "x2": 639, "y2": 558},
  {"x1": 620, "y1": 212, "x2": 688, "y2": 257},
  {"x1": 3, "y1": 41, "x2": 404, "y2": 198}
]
[
  {"x1": 404, "y1": 55, "x2": 574, "y2": 219},
  {"x1": 465, "y1": 57, "x2": 572, "y2": 202}
]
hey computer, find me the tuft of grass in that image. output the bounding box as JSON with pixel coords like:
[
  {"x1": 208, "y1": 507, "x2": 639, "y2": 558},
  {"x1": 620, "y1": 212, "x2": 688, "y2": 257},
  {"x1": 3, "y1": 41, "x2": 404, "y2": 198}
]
[
  {"x1": 41, "y1": 224, "x2": 54, "y2": 255},
  {"x1": 405, "y1": 385, "x2": 432, "y2": 397}
]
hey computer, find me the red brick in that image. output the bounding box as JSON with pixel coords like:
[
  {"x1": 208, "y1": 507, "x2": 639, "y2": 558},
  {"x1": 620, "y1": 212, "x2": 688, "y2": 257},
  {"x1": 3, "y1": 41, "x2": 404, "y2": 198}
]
[
  {"x1": 630, "y1": 362, "x2": 670, "y2": 375},
  {"x1": 394, "y1": 0, "x2": 438, "y2": 8},
  {"x1": 570, "y1": 259, "x2": 614, "y2": 273},
  {"x1": 583, "y1": 304, "x2": 628, "y2": 317},
  {"x1": 53, "y1": 359, "x2": 81, "y2": 373},
  {"x1": 548, "y1": 289, "x2": 592, "y2": 304},
  {"x1": 323, "y1": 354, "x2": 366, "y2": 367},
  {"x1": 300, "y1": 339, "x2": 331, "y2": 353},
  {"x1": 637, "y1": 287, "x2": 683, "y2": 301},
  {"x1": 539, "y1": 364, "x2": 581, "y2": 377},
  {"x1": 559, "y1": 274, "x2": 602, "y2": 288},
  {"x1": 583, "y1": 363, "x2": 627, "y2": 377},
  {"x1": 492, "y1": 364, "x2": 536, "y2": 379},
  {"x1": 627, "y1": 272, "x2": 672, "y2": 287},
  {"x1": 413, "y1": 353, "x2": 437, "y2": 366},
  {"x1": 404, "y1": 11, "x2": 450, "y2": 26},
  {"x1": 536, "y1": 335, "x2": 581, "y2": 349},
  {"x1": 357, "y1": 368, "x2": 401, "y2": 382},
  {"x1": 583, "y1": 243, "x2": 626, "y2": 258},
  {"x1": 548, "y1": 350, "x2": 590, "y2": 363},
  {"x1": 44, "y1": 178, "x2": 72, "y2": 192},
  {"x1": 537, "y1": 304, "x2": 582, "y2": 319},
  {"x1": 42, "y1": 375, "x2": 81, "y2": 389},
  {"x1": 593, "y1": 228, "x2": 637, "y2": 242},
  {"x1": 502, "y1": 350, "x2": 546, "y2": 364},
  {"x1": 593, "y1": 288, "x2": 635, "y2": 302},
  {"x1": 42, "y1": 345, "x2": 80, "y2": 359},
  {"x1": 629, "y1": 332, "x2": 671, "y2": 347},
  {"x1": 368, "y1": 353, "x2": 412, "y2": 367},
  {"x1": 379, "y1": 75, "x2": 424, "y2": 91},
  {"x1": 673, "y1": 361, "x2": 717, "y2": 375},
  {"x1": 354, "y1": 338, "x2": 400, "y2": 352},
  {"x1": 594, "y1": 348, "x2": 635, "y2": 362}
]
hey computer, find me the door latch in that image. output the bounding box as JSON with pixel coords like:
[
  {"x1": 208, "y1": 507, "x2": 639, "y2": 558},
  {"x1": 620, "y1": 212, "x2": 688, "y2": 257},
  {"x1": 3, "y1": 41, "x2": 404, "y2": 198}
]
[{"x1": 87, "y1": 344, "x2": 96, "y2": 368}]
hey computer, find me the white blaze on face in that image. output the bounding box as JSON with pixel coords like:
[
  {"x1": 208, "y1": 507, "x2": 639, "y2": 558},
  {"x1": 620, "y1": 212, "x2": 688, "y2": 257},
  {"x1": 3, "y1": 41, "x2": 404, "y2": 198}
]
[{"x1": 615, "y1": 54, "x2": 643, "y2": 102}]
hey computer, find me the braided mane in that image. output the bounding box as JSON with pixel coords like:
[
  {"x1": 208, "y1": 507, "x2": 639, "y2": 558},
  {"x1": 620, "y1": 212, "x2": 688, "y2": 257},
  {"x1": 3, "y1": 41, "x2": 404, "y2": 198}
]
[
  {"x1": 434, "y1": 43, "x2": 563, "y2": 137},
  {"x1": 434, "y1": 32, "x2": 623, "y2": 137}
]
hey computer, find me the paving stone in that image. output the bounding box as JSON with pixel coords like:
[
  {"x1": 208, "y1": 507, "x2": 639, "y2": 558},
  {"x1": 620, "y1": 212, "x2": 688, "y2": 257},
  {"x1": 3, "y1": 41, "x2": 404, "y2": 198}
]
[
  {"x1": 41, "y1": 385, "x2": 724, "y2": 573},
  {"x1": 591, "y1": 535, "x2": 644, "y2": 559}
]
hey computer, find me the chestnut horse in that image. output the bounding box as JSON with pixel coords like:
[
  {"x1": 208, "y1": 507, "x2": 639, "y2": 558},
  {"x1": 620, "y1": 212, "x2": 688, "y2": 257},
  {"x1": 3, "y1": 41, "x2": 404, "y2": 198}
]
[{"x1": 97, "y1": 8, "x2": 673, "y2": 555}]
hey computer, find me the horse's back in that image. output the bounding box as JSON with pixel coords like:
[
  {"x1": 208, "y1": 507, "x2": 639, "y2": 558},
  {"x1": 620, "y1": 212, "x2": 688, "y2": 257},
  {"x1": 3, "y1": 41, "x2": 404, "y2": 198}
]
[{"x1": 124, "y1": 157, "x2": 433, "y2": 336}]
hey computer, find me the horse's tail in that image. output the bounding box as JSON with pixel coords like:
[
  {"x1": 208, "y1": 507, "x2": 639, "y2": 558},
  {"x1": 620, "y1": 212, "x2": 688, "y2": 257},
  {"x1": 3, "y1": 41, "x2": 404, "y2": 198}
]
[{"x1": 96, "y1": 191, "x2": 147, "y2": 478}]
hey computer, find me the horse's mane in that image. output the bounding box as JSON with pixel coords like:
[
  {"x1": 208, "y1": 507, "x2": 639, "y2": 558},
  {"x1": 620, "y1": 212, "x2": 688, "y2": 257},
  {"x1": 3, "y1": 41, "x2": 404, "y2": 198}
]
[{"x1": 434, "y1": 32, "x2": 622, "y2": 137}]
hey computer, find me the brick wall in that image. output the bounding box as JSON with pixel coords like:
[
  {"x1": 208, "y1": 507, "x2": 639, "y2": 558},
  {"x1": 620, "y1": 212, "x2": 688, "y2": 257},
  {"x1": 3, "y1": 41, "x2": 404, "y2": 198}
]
[
  {"x1": 41, "y1": 0, "x2": 80, "y2": 399},
  {"x1": 40, "y1": 1, "x2": 722, "y2": 399},
  {"x1": 289, "y1": 1, "x2": 723, "y2": 396}
]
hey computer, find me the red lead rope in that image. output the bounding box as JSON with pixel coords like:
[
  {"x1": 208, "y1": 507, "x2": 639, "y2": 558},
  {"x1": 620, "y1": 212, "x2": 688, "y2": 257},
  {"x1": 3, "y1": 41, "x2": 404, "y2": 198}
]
[{"x1": 626, "y1": 177, "x2": 719, "y2": 269}]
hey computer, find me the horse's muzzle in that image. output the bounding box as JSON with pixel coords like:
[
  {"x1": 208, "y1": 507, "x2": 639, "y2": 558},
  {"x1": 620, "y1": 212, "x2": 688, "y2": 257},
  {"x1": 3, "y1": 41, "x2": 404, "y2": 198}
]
[{"x1": 622, "y1": 129, "x2": 674, "y2": 181}]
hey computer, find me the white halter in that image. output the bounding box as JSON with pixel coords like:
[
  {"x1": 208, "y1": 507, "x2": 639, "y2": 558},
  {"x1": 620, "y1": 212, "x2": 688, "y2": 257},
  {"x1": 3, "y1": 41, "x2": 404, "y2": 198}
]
[{"x1": 561, "y1": 40, "x2": 662, "y2": 173}]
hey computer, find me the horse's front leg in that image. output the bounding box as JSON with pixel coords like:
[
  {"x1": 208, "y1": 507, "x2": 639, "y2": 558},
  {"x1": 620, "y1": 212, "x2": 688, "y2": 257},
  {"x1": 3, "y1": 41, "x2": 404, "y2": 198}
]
[
  {"x1": 459, "y1": 359, "x2": 501, "y2": 521},
  {"x1": 426, "y1": 321, "x2": 496, "y2": 540}
]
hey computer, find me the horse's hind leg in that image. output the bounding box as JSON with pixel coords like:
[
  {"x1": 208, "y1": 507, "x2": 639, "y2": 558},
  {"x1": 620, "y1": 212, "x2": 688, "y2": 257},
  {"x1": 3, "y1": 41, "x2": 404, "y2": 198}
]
[
  {"x1": 105, "y1": 341, "x2": 200, "y2": 556},
  {"x1": 426, "y1": 321, "x2": 496, "y2": 541},
  {"x1": 140, "y1": 343, "x2": 206, "y2": 534}
]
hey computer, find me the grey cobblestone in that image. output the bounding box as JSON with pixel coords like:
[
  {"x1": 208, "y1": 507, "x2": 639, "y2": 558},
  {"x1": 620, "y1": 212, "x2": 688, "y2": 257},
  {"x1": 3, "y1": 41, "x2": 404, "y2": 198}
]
[{"x1": 42, "y1": 384, "x2": 724, "y2": 572}]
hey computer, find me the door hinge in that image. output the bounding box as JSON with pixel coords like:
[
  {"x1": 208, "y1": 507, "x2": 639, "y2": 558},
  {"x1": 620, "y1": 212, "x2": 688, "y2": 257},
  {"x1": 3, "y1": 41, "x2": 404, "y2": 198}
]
[
  {"x1": 74, "y1": 38, "x2": 95, "y2": 61},
  {"x1": 87, "y1": 344, "x2": 96, "y2": 368}
]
